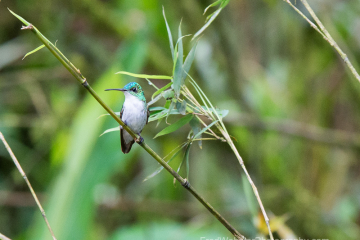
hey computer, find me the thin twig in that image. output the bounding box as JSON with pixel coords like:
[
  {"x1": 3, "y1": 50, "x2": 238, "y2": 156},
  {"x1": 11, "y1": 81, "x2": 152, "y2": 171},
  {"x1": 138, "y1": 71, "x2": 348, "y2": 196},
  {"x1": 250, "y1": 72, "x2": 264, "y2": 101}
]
[
  {"x1": 285, "y1": 0, "x2": 360, "y2": 83},
  {"x1": 0, "y1": 132, "x2": 57, "y2": 240}
]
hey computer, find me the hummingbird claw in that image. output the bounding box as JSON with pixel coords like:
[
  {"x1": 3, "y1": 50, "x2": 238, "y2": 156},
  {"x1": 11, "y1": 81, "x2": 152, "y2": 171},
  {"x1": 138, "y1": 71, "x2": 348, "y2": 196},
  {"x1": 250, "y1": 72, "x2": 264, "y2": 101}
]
[
  {"x1": 135, "y1": 136, "x2": 144, "y2": 144},
  {"x1": 181, "y1": 179, "x2": 190, "y2": 189}
]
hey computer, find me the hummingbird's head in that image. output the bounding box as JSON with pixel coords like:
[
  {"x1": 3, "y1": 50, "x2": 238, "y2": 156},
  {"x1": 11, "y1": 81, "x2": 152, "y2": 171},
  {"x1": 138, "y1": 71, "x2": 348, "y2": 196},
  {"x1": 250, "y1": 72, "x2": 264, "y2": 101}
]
[{"x1": 105, "y1": 82, "x2": 146, "y2": 102}]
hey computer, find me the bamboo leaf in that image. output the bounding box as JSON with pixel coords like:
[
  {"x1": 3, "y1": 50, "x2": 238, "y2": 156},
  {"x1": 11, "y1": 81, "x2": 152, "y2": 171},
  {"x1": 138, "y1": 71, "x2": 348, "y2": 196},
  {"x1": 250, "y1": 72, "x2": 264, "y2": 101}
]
[
  {"x1": 166, "y1": 101, "x2": 176, "y2": 123},
  {"x1": 162, "y1": 7, "x2": 174, "y2": 61},
  {"x1": 152, "y1": 82, "x2": 173, "y2": 100},
  {"x1": 189, "y1": 117, "x2": 202, "y2": 148},
  {"x1": 8, "y1": 8, "x2": 31, "y2": 26},
  {"x1": 173, "y1": 54, "x2": 183, "y2": 97},
  {"x1": 184, "y1": 144, "x2": 191, "y2": 179},
  {"x1": 192, "y1": 8, "x2": 222, "y2": 40},
  {"x1": 178, "y1": 22, "x2": 184, "y2": 66},
  {"x1": 176, "y1": 100, "x2": 187, "y2": 115},
  {"x1": 115, "y1": 71, "x2": 172, "y2": 80},
  {"x1": 204, "y1": 0, "x2": 222, "y2": 14},
  {"x1": 182, "y1": 42, "x2": 198, "y2": 82},
  {"x1": 22, "y1": 44, "x2": 45, "y2": 60},
  {"x1": 220, "y1": 0, "x2": 230, "y2": 8},
  {"x1": 154, "y1": 114, "x2": 193, "y2": 138},
  {"x1": 97, "y1": 112, "x2": 121, "y2": 119},
  {"x1": 143, "y1": 143, "x2": 187, "y2": 181},
  {"x1": 99, "y1": 126, "x2": 120, "y2": 137},
  {"x1": 193, "y1": 120, "x2": 219, "y2": 140}
]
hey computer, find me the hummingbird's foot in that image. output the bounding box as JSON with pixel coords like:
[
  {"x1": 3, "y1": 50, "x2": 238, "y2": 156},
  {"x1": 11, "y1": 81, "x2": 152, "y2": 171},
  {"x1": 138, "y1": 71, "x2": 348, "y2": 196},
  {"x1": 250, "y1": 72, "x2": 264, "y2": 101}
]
[
  {"x1": 135, "y1": 136, "x2": 144, "y2": 144},
  {"x1": 181, "y1": 178, "x2": 190, "y2": 189}
]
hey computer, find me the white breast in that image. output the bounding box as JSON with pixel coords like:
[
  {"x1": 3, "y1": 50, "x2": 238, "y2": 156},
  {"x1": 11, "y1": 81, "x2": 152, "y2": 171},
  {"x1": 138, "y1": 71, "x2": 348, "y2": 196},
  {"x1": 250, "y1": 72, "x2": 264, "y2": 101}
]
[{"x1": 121, "y1": 92, "x2": 147, "y2": 143}]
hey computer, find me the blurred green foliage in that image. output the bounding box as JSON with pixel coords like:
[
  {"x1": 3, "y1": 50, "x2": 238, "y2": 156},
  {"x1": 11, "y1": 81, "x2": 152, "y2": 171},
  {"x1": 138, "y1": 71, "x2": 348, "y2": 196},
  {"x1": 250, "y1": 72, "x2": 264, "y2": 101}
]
[{"x1": 1, "y1": 0, "x2": 360, "y2": 240}]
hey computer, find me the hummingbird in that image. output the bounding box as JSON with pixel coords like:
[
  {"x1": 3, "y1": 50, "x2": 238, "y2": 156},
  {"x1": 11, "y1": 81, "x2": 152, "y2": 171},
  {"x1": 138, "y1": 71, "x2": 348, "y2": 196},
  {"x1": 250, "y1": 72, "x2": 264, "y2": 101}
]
[{"x1": 105, "y1": 82, "x2": 149, "y2": 154}]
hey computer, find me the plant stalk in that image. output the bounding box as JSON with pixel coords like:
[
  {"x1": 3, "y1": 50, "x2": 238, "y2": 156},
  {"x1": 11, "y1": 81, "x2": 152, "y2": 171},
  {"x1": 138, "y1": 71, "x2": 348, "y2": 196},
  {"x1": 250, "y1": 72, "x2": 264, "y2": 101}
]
[
  {"x1": 0, "y1": 132, "x2": 57, "y2": 240},
  {"x1": 9, "y1": 9, "x2": 245, "y2": 240}
]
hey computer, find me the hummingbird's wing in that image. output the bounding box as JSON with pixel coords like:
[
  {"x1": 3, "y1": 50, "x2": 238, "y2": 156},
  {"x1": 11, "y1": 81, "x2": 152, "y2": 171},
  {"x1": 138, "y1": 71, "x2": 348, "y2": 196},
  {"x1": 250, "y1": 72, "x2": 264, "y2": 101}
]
[
  {"x1": 120, "y1": 106, "x2": 134, "y2": 154},
  {"x1": 146, "y1": 108, "x2": 150, "y2": 124}
]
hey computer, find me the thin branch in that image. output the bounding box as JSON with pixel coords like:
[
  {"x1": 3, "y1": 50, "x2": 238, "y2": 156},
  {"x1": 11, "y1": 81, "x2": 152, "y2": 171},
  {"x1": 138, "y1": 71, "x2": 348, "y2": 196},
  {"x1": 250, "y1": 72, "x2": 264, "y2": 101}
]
[
  {"x1": 0, "y1": 132, "x2": 57, "y2": 240},
  {"x1": 285, "y1": 0, "x2": 360, "y2": 83},
  {"x1": 9, "y1": 10, "x2": 245, "y2": 240}
]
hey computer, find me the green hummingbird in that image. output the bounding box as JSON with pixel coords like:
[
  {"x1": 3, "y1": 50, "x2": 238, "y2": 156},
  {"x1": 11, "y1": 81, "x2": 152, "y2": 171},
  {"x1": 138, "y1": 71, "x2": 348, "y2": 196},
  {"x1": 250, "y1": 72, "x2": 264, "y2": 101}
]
[{"x1": 105, "y1": 82, "x2": 149, "y2": 153}]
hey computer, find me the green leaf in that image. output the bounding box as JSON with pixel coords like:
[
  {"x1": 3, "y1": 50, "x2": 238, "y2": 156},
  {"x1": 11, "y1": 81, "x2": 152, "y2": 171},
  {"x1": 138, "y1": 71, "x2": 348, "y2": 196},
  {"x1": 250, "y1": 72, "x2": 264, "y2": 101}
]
[
  {"x1": 182, "y1": 42, "x2": 198, "y2": 82},
  {"x1": 154, "y1": 114, "x2": 193, "y2": 138},
  {"x1": 220, "y1": 0, "x2": 230, "y2": 8},
  {"x1": 143, "y1": 143, "x2": 186, "y2": 182},
  {"x1": 166, "y1": 101, "x2": 176, "y2": 123},
  {"x1": 152, "y1": 82, "x2": 173, "y2": 100},
  {"x1": 149, "y1": 107, "x2": 167, "y2": 112},
  {"x1": 115, "y1": 71, "x2": 172, "y2": 80},
  {"x1": 192, "y1": 8, "x2": 222, "y2": 40},
  {"x1": 149, "y1": 108, "x2": 180, "y2": 122},
  {"x1": 99, "y1": 126, "x2": 120, "y2": 137},
  {"x1": 22, "y1": 44, "x2": 45, "y2": 60},
  {"x1": 193, "y1": 120, "x2": 219, "y2": 140},
  {"x1": 97, "y1": 112, "x2": 120, "y2": 119},
  {"x1": 189, "y1": 117, "x2": 202, "y2": 148},
  {"x1": 178, "y1": 22, "x2": 184, "y2": 66},
  {"x1": 162, "y1": 89, "x2": 174, "y2": 100},
  {"x1": 203, "y1": 0, "x2": 222, "y2": 14},
  {"x1": 173, "y1": 54, "x2": 183, "y2": 97},
  {"x1": 184, "y1": 144, "x2": 191, "y2": 179},
  {"x1": 164, "y1": 99, "x2": 172, "y2": 109},
  {"x1": 8, "y1": 8, "x2": 31, "y2": 26},
  {"x1": 176, "y1": 100, "x2": 187, "y2": 115},
  {"x1": 162, "y1": 7, "x2": 174, "y2": 61}
]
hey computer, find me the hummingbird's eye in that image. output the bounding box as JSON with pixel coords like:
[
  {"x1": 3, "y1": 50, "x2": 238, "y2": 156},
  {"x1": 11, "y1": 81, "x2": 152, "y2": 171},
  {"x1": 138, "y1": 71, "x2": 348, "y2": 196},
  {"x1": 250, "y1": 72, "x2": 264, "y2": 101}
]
[{"x1": 131, "y1": 87, "x2": 137, "y2": 92}]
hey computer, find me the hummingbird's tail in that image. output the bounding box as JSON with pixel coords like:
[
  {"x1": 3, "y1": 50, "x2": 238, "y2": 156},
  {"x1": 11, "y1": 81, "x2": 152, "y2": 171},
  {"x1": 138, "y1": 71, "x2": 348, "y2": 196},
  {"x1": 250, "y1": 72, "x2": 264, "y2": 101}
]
[{"x1": 120, "y1": 128, "x2": 134, "y2": 154}]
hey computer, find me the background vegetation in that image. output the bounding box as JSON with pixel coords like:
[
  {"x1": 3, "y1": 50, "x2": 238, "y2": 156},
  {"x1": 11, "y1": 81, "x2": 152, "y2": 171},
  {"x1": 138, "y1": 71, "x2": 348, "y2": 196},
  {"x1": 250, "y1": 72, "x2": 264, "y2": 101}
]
[{"x1": 1, "y1": 0, "x2": 360, "y2": 239}]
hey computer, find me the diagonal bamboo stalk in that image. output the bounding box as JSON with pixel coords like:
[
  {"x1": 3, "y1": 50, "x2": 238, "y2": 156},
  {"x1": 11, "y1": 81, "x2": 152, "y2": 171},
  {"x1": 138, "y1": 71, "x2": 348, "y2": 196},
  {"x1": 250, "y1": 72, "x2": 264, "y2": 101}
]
[
  {"x1": 285, "y1": 0, "x2": 360, "y2": 83},
  {"x1": 8, "y1": 9, "x2": 245, "y2": 240},
  {"x1": 0, "y1": 132, "x2": 57, "y2": 240}
]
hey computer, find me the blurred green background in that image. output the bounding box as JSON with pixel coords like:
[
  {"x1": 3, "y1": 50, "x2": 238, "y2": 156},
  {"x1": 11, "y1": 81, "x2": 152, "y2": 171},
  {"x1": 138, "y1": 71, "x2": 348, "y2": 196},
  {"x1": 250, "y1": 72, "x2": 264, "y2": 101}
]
[{"x1": 1, "y1": 0, "x2": 360, "y2": 239}]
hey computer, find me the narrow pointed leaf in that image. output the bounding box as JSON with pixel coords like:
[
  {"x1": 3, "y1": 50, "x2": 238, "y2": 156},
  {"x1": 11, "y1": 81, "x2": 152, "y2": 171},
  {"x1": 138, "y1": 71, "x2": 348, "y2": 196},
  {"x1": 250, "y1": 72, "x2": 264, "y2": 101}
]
[
  {"x1": 204, "y1": 0, "x2": 222, "y2": 14},
  {"x1": 189, "y1": 117, "x2": 202, "y2": 148},
  {"x1": 22, "y1": 44, "x2": 45, "y2": 60},
  {"x1": 193, "y1": 120, "x2": 219, "y2": 140},
  {"x1": 192, "y1": 8, "x2": 222, "y2": 40},
  {"x1": 184, "y1": 144, "x2": 191, "y2": 179},
  {"x1": 220, "y1": 0, "x2": 230, "y2": 8},
  {"x1": 152, "y1": 82, "x2": 173, "y2": 100},
  {"x1": 115, "y1": 71, "x2": 172, "y2": 80},
  {"x1": 143, "y1": 144, "x2": 186, "y2": 181},
  {"x1": 176, "y1": 100, "x2": 187, "y2": 115},
  {"x1": 178, "y1": 22, "x2": 184, "y2": 66},
  {"x1": 162, "y1": 89, "x2": 175, "y2": 100},
  {"x1": 173, "y1": 55, "x2": 183, "y2": 96},
  {"x1": 97, "y1": 112, "x2": 121, "y2": 119},
  {"x1": 162, "y1": 7, "x2": 174, "y2": 61},
  {"x1": 99, "y1": 126, "x2": 120, "y2": 137},
  {"x1": 165, "y1": 101, "x2": 176, "y2": 123},
  {"x1": 154, "y1": 114, "x2": 193, "y2": 138},
  {"x1": 182, "y1": 42, "x2": 198, "y2": 81},
  {"x1": 8, "y1": 8, "x2": 31, "y2": 26}
]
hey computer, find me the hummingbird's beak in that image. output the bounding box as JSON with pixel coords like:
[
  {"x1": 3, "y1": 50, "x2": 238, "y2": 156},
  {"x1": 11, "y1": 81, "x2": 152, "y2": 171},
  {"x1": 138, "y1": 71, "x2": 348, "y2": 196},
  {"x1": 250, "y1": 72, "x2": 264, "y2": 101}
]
[{"x1": 105, "y1": 88, "x2": 127, "y2": 92}]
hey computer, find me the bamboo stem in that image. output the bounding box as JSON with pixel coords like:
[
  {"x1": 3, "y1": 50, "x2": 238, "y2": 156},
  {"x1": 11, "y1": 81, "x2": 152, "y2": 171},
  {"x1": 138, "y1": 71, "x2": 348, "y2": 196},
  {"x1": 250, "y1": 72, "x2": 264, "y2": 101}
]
[
  {"x1": 0, "y1": 132, "x2": 57, "y2": 240},
  {"x1": 8, "y1": 10, "x2": 245, "y2": 240},
  {"x1": 285, "y1": 0, "x2": 360, "y2": 83}
]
